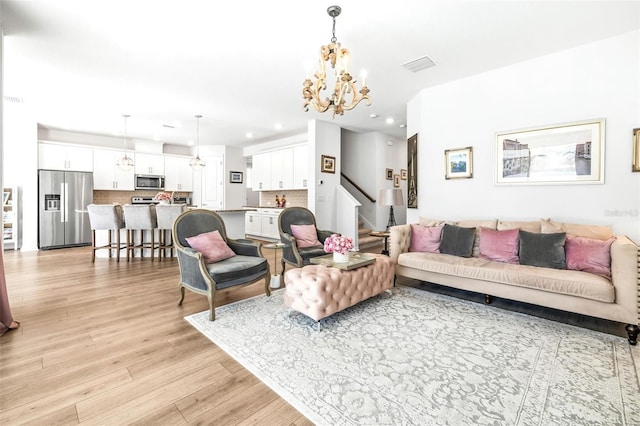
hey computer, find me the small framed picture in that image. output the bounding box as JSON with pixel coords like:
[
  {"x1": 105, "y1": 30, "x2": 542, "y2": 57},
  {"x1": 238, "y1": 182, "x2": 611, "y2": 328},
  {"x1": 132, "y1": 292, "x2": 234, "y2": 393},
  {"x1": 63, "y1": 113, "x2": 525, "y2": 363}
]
[
  {"x1": 229, "y1": 171, "x2": 243, "y2": 183},
  {"x1": 321, "y1": 155, "x2": 336, "y2": 173},
  {"x1": 445, "y1": 146, "x2": 473, "y2": 179},
  {"x1": 400, "y1": 169, "x2": 407, "y2": 180},
  {"x1": 394, "y1": 174, "x2": 400, "y2": 187},
  {"x1": 2, "y1": 191, "x2": 9, "y2": 205},
  {"x1": 386, "y1": 168, "x2": 393, "y2": 180}
]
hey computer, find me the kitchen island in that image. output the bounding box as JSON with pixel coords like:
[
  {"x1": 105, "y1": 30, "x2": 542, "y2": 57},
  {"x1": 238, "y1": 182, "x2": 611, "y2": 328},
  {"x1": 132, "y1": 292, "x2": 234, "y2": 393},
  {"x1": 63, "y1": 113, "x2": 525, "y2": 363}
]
[{"x1": 94, "y1": 207, "x2": 256, "y2": 259}]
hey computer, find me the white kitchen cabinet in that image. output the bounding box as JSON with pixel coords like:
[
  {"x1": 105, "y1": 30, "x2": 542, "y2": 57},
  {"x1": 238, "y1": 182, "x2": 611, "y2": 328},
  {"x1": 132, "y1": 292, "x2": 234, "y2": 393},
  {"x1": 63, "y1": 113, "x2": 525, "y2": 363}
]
[
  {"x1": 270, "y1": 148, "x2": 293, "y2": 190},
  {"x1": 261, "y1": 213, "x2": 280, "y2": 240},
  {"x1": 252, "y1": 145, "x2": 307, "y2": 191},
  {"x1": 293, "y1": 145, "x2": 309, "y2": 189},
  {"x1": 252, "y1": 152, "x2": 271, "y2": 190},
  {"x1": 245, "y1": 208, "x2": 282, "y2": 240},
  {"x1": 164, "y1": 156, "x2": 193, "y2": 192},
  {"x1": 245, "y1": 211, "x2": 262, "y2": 236},
  {"x1": 39, "y1": 143, "x2": 93, "y2": 172},
  {"x1": 134, "y1": 153, "x2": 165, "y2": 175},
  {"x1": 93, "y1": 148, "x2": 135, "y2": 190}
]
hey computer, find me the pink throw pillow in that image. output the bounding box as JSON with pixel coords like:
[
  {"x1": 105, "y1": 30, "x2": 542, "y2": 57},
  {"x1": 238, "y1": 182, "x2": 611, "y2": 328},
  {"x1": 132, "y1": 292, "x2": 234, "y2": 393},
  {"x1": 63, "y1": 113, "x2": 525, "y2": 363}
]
[
  {"x1": 479, "y1": 227, "x2": 519, "y2": 264},
  {"x1": 185, "y1": 230, "x2": 236, "y2": 264},
  {"x1": 290, "y1": 224, "x2": 321, "y2": 248},
  {"x1": 565, "y1": 235, "x2": 614, "y2": 278},
  {"x1": 409, "y1": 224, "x2": 443, "y2": 253}
]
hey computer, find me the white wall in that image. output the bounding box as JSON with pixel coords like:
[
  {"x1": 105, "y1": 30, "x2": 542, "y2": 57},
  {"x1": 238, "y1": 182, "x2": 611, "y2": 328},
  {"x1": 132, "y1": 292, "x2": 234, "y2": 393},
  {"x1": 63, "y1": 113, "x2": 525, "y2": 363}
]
[
  {"x1": 408, "y1": 30, "x2": 640, "y2": 242},
  {"x1": 341, "y1": 130, "x2": 407, "y2": 230},
  {"x1": 308, "y1": 119, "x2": 341, "y2": 231},
  {"x1": 223, "y1": 146, "x2": 246, "y2": 209}
]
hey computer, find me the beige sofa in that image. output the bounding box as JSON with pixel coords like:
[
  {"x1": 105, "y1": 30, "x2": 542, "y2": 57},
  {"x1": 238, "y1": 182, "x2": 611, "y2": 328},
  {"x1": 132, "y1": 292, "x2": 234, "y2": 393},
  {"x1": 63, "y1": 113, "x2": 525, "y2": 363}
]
[{"x1": 389, "y1": 218, "x2": 640, "y2": 345}]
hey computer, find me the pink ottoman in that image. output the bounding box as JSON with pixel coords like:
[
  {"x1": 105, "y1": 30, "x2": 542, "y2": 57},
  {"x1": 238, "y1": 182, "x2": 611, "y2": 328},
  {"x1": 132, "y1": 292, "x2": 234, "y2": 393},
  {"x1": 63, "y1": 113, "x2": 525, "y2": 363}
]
[{"x1": 284, "y1": 254, "x2": 395, "y2": 322}]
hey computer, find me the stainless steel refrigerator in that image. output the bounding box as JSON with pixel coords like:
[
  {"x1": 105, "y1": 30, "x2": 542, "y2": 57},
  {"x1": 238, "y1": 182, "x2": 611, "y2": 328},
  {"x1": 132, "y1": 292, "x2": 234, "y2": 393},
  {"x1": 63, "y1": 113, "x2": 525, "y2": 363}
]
[{"x1": 38, "y1": 170, "x2": 94, "y2": 249}]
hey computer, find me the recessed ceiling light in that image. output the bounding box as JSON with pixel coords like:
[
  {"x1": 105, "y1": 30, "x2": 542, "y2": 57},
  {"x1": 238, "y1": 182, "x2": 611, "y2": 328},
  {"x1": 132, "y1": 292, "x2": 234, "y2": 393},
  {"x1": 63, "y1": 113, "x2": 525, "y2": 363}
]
[
  {"x1": 369, "y1": 114, "x2": 378, "y2": 119},
  {"x1": 246, "y1": 132, "x2": 254, "y2": 139},
  {"x1": 386, "y1": 117, "x2": 395, "y2": 125},
  {"x1": 274, "y1": 123, "x2": 283, "y2": 130},
  {"x1": 399, "y1": 124, "x2": 406, "y2": 128}
]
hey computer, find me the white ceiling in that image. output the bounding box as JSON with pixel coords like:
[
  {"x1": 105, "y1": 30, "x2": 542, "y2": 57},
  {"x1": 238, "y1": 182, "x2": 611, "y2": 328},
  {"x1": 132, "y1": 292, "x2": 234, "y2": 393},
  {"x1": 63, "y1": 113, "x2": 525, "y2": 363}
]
[{"x1": 2, "y1": 1, "x2": 639, "y2": 149}]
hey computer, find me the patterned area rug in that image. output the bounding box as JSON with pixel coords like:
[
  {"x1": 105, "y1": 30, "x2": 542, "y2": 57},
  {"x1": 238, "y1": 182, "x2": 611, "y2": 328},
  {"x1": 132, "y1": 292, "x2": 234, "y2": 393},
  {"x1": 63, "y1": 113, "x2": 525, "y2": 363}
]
[{"x1": 185, "y1": 286, "x2": 640, "y2": 426}]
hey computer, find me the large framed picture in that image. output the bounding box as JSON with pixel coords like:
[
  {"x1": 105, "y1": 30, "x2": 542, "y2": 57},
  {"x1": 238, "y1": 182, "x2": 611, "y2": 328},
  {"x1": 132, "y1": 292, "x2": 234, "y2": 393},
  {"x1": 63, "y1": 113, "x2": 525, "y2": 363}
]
[
  {"x1": 321, "y1": 155, "x2": 336, "y2": 173},
  {"x1": 229, "y1": 171, "x2": 243, "y2": 183},
  {"x1": 496, "y1": 118, "x2": 605, "y2": 185},
  {"x1": 407, "y1": 134, "x2": 418, "y2": 208},
  {"x1": 444, "y1": 146, "x2": 473, "y2": 179},
  {"x1": 633, "y1": 128, "x2": 640, "y2": 172}
]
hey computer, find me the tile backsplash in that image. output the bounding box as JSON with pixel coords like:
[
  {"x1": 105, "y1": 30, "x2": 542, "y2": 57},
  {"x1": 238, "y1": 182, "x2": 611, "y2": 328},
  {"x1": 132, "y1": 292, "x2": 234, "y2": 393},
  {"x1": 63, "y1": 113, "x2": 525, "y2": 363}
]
[
  {"x1": 93, "y1": 190, "x2": 191, "y2": 205},
  {"x1": 259, "y1": 190, "x2": 308, "y2": 208}
]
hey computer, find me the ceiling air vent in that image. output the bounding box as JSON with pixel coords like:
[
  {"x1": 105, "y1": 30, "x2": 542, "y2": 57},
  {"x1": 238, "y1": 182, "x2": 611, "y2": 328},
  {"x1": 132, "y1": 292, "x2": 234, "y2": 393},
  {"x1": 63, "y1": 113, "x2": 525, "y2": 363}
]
[
  {"x1": 402, "y1": 55, "x2": 436, "y2": 73},
  {"x1": 3, "y1": 95, "x2": 24, "y2": 104}
]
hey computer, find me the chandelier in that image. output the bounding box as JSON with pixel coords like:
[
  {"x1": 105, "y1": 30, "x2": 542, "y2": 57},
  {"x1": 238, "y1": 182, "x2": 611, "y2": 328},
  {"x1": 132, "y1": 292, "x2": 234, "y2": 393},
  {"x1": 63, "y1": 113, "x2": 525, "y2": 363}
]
[
  {"x1": 116, "y1": 114, "x2": 134, "y2": 171},
  {"x1": 302, "y1": 5, "x2": 371, "y2": 118},
  {"x1": 190, "y1": 114, "x2": 205, "y2": 169}
]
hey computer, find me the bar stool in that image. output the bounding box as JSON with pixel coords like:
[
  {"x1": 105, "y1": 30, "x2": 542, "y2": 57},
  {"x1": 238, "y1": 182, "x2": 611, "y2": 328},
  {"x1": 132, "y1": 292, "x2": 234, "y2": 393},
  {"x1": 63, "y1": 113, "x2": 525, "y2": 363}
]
[
  {"x1": 87, "y1": 204, "x2": 125, "y2": 263},
  {"x1": 155, "y1": 203, "x2": 186, "y2": 260},
  {"x1": 123, "y1": 204, "x2": 158, "y2": 261}
]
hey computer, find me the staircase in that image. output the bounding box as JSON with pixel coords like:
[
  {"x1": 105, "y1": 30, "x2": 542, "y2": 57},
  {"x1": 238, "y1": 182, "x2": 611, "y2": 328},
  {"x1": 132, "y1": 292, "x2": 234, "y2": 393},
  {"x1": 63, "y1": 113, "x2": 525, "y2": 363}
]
[{"x1": 358, "y1": 219, "x2": 384, "y2": 253}]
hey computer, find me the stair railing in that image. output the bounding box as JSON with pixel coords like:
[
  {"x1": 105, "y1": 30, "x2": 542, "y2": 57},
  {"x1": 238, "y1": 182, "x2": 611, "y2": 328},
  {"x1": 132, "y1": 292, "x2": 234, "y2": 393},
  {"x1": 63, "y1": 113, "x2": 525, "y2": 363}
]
[
  {"x1": 341, "y1": 173, "x2": 376, "y2": 203},
  {"x1": 335, "y1": 185, "x2": 362, "y2": 251}
]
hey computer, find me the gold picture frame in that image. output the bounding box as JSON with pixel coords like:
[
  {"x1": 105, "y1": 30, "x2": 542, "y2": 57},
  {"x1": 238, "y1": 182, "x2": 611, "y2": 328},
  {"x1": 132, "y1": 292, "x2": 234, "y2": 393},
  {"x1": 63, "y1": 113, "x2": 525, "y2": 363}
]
[
  {"x1": 321, "y1": 155, "x2": 336, "y2": 173},
  {"x1": 445, "y1": 146, "x2": 473, "y2": 179},
  {"x1": 393, "y1": 174, "x2": 400, "y2": 187},
  {"x1": 386, "y1": 168, "x2": 393, "y2": 180},
  {"x1": 400, "y1": 169, "x2": 407, "y2": 180},
  {"x1": 633, "y1": 128, "x2": 640, "y2": 172}
]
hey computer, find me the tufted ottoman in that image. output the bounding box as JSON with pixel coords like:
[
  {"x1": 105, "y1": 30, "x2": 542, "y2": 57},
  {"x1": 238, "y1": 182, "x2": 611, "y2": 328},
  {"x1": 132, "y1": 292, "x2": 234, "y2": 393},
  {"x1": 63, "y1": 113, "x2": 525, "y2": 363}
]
[{"x1": 284, "y1": 253, "x2": 395, "y2": 323}]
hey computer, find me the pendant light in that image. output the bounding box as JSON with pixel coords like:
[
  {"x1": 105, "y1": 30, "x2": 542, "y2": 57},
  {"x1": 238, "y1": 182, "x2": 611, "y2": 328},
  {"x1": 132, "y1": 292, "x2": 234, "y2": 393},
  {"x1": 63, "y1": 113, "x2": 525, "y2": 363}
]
[
  {"x1": 116, "y1": 114, "x2": 134, "y2": 171},
  {"x1": 190, "y1": 114, "x2": 206, "y2": 169}
]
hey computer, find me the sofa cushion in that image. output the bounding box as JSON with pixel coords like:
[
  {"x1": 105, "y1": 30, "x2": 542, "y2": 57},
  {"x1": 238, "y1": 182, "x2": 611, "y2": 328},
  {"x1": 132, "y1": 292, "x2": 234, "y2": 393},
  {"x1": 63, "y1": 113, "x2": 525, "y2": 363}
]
[
  {"x1": 290, "y1": 224, "x2": 321, "y2": 248},
  {"x1": 541, "y1": 219, "x2": 612, "y2": 240},
  {"x1": 186, "y1": 230, "x2": 236, "y2": 264},
  {"x1": 418, "y1": 217, "x2": 449, "y2": 227},
  {"x1": 519, "y1": 230, "x2": 566, "y2": 269},
  {"x1": 565, "y1": 235, "x2": 615, "y2": 278},
  {"x1": 396, "y1": 251, "x2": 614, "y2": 303},
  {"x1": 479, "y1": 227, "x2": 519, "y2": 264},
  {"x1": 456, "y1": 219, "x2": 497, "y2": 257},
  {"x1": 440, "y1": 224, "x2": 476, "y2": 258},
  {"x1": 410, "y1": 224, "x2": 443, "y2": 253},
  {"x1": 497, "y1": 220, "x2": 541, "y2": 233}
]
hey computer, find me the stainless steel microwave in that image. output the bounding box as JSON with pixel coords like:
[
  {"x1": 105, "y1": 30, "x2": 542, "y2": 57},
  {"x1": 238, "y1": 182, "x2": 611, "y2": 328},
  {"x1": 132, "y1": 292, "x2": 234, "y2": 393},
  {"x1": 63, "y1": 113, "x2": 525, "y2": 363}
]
[{"x1": 135, "y1": 174, "x2": 165, "y2": 190}]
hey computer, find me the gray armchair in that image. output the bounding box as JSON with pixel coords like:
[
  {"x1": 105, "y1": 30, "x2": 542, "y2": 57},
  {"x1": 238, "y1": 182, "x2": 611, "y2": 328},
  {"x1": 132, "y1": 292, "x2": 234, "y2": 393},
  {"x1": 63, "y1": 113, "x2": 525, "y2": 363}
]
[
  {"x1": 278, "y1": 207, "x2": 337, "y2": 274},
  {"x1": 173, "y1": 209, "x2": 270, "y2": 320}
]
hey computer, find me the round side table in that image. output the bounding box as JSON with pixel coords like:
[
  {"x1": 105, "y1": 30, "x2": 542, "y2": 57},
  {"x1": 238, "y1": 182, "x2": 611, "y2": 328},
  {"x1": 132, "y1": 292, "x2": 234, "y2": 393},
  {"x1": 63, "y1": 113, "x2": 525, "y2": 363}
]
[{"x1": 262, "y1": 242, "x2": 286, "y2": 289}]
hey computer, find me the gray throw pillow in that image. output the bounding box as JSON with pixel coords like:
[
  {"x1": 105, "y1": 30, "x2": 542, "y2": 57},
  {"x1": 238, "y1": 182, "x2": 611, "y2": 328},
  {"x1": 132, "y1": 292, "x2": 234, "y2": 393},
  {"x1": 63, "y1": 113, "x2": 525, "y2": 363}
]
[
  {"x1": 518, "y1": 230, "x2": 567, "y2": 269},
  {"x1": 439, "y1": 224, "x2": 476, "y2": 257}
]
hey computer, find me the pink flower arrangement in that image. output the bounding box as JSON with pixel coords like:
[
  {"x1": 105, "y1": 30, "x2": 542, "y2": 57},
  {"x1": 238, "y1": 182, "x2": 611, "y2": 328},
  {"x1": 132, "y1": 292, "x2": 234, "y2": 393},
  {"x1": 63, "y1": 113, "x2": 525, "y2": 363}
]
[{"x1": 323, "y1": 234, "x2": 353, "y2": 255}]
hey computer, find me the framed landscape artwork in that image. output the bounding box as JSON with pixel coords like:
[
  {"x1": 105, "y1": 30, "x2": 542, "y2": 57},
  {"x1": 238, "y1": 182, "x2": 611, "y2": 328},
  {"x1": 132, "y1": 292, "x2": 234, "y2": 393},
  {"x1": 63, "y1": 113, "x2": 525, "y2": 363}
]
[
  {"x1": 496, "y1": 118, "x2": 605, "y2": 185},
  {"x1": 321, "y1": 155, "x2": 336, "y2": 173},
  {"x1": 444, "y1": 146, "x2": 473, "y2": 179},
  {"x1": 407, "y1": 134, "x2": 418, "y2": 208}
]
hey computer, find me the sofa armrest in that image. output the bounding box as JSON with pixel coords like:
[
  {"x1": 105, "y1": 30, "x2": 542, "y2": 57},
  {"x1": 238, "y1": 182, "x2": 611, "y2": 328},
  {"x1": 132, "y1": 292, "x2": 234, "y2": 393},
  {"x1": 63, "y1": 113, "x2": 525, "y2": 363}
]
[
  {"x1": 389, "y1": 224, "x2": 411, "y2": 263},
  {"x1": 611, "y1": 235, "x2": 639, "y2": 324}
]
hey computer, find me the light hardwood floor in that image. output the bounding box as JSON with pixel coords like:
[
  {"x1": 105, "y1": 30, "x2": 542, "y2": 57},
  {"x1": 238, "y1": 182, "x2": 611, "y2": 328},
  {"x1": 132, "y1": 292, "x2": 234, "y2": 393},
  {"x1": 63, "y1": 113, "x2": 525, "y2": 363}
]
[{"x1": 0, "y1": 245, "x2": 313, "y2": 425}]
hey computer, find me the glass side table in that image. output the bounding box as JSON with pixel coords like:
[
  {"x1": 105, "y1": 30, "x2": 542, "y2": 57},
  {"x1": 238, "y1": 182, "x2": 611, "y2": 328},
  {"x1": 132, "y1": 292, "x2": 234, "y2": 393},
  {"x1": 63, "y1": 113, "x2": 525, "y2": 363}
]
[{"x1": 262, "y1": 242, "x2": 286, "y2": 289}]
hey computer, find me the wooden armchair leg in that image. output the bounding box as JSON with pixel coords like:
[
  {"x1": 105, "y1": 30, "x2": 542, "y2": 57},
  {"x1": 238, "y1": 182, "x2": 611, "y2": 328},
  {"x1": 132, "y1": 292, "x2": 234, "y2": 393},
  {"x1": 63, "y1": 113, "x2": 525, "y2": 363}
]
[{"x1": 178, "y1": 285, "x2": 186, "y2": 306}]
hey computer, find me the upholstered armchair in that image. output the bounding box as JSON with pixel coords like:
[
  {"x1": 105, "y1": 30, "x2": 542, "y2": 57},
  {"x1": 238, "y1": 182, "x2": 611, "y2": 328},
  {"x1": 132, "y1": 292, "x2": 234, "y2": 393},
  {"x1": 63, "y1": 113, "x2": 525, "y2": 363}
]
[
  {"x1": 278, "y1": 207, "x2": 337, "y2": 274},
  {"x1": 172, "y1": 209, "x2": 271, "y2": 320}
]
